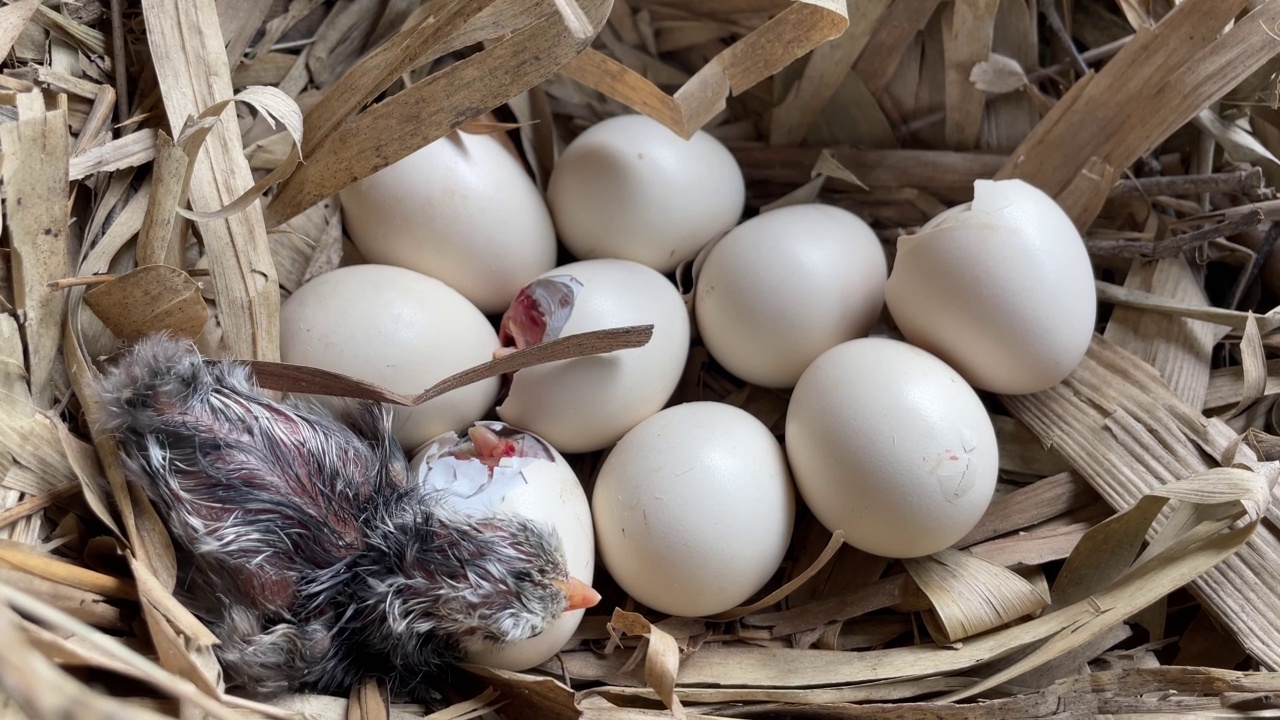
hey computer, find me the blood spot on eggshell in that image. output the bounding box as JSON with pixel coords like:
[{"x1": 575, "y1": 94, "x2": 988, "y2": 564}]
[{"x1": 932, "y1": 450, "x2": 977, "y2": 503}]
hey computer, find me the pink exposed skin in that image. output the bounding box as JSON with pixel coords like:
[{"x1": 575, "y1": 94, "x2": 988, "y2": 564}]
[
  {"x1": 496, "y1": 275, "x2": 584, "y2": 359},
  {"x1": 425, "y1": 422, "x2": 600, "y2": 612}
]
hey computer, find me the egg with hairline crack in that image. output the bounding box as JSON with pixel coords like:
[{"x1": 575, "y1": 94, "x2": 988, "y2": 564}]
[{"x1": 785, "y1": 337, "x2": 999, "y2": 559}]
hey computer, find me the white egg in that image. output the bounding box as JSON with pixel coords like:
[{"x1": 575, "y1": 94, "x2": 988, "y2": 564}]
[
  {"x1": 884, "y1": 178, "x2": 1096, "y2": 395},
  {"x1": 592, "y1": 401, "x2": 795, "y2": 617},
  {"x1": 409, "y1": 422, "x2": 594, "y2": 670},
  {"x1": 279, "y1": 264, "x2": 499, "y2": 451},
  {"x1": 546, "y1": 114, "x2": 745, "y2": 273},
  {"x1": 496, "y1": 259, "x2": 690, "y2": 454},
  {"x1": 694, "y1": 203, "x2": 887, "y2": 389},
  {"x1": 785, "y1": 337, "x2": 998, "y2": 559},
  {"x1": 338, "y1": 130, "x2": 558, "y2": 315}
]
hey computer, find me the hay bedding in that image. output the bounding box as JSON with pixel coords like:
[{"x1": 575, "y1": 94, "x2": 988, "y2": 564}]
[{"x1": 2, "y1": 0, "x2": 1280, "y2": 717}]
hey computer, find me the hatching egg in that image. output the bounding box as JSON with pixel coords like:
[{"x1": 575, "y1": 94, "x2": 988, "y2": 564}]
[
  {"x1": 338, "y1": 129, "x2": 558, "y2": 314},
  {"x1": 410, "y1": 421, "x2": 595, "y2": 670},
  {"x1": 785, "y1": 337, "x2": 998, "y2": 559},
  {"x1": 884, "y1": 178, "x2": 1097, "y2": 395},
  {"x1": 279, "y1": 264, "x2": 499, "y2": 451},
  {"x1": 694, "y1": 203, "x2": 887, "y2": 388},
  {"x1": 496, "y1": 259, "x2": 691, "y2": 454},
  {"x1": 592, "y1": 401, "x2": 795, "y2": 617},
  {"x1": 546, "y1": 113, "x2": 745, "y2": 273}
]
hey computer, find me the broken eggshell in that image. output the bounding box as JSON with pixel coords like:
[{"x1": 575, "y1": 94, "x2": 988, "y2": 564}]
[
  {"x1": 884, "y1": 178, "x2": 1097, "y2": 395},
  {"x1": 784, "y1": 337, "x2": 998, "y2": 559},
  {"x1": 546, "y1": 113, "x2": 746, "y2": 274},
  {"x1": 409, "y1": 421, "x2": 595, "y2": 671},
  {"x1": 495, "y1": 259, "x2": 691, "y2": 454}
]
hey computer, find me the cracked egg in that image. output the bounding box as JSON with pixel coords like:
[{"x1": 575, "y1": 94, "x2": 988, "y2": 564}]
[
  {"x1": 784, "y1": 337, "x2": 998, "y2": 559},
  {"x1": 409, "y1": 421, "x2": 595, "y2": 670}
]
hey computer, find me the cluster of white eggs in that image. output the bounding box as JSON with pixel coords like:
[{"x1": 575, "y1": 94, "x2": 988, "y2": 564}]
[{"x1": 277, "y1": 112, "x2": 1097, "y2": 670}]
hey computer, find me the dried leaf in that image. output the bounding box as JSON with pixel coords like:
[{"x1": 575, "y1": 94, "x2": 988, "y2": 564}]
[
  {"x1": 173, "y1": 85, "x2": 304, "y2": 223},
  {"x1": 0, "y1": 539, "x2": 136, "y2": 600},
  {"x1": 143, "y1": 0, "x2": 281, "y2": 361},
  {"x1": 996, "y1": 0, "x2": 1279, "y2": 228},
  {"x1": 1221, "y1": 313, "x2": 1266, "y2": 420},
  {"x1": 941, "y1": 0, "x2": 998, "y2": 149},
  {"x1": 267, "y1": 0, "x2": 610, "y2": 225},
  {"x1": 0, "y1": 602, "x2": 173, "y2": 720},
  {"x1": 608, "y1": 610, "x2": 686, "y2": 719},
  {"x1": 706, "y1": 531, "x2": 844, "y2": 621},
  {"x1": 69, "y1": 128, "x2": 159, "y2": 181},
  {"x1": 246, "y1": 325, "x2": 653, "y2": 405},
  {"x1": 423, "y1": 688, "x2": 502, "y2": 720},
  {"x1": 768, "y1": 0, "x2": 892, "y2": 146},
  {"x1": 0, "y1": 91, "x2": 70, "y2": 408},
  {"x1": 1004, "y1": 336, "x2": 1280, "y2": 669},
  {"x1": 0, "y1": 1, "x2": 39, "y2": 61},
  {"x1": 0, "y1": 316, "x2": 78, "y2": 495},
  {"x1": 136, "y1": 131, "x2": 188, "y2": 269},
  {"x1": 905, "y1": 549, "x2": 1051, "y2": 643},
  {"x1": 83, "y1": 265, "x2": 209, "y2": 342},
  {"x1": 1096, "y1": 279, "x2": 1275, "y2": 333},
  {"x1": 562, "y1": 1, "x2": 848, "y2": 138},
  {"x1": 346, "y1": 677, "x2": 388, "y2": 720}
]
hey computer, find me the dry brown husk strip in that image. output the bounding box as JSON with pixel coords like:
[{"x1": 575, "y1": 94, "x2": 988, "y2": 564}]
[{"x1": 1, "y1": 0, "x2": 1280, "y2": 718}]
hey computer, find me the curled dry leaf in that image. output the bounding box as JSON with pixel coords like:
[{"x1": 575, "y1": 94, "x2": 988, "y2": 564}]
[
  {"x1": 421, "y1": 687, "x2": 503, "y2": 720},
  {"x1": 1221, "y1": 313, "x2": 1266, "y2": 420},
  {"x1": 608, "y1": 610, "x2": 686, "y2": 720},
  {"x1": 904, "y1": 548, "x2": 1051, "y2": 643},
  {"x1": 83, "y1": 264, "x2": 209, "y2": 342},
  {"x1": 174, "y1": 85, "x2": 304, "y2": 223}
]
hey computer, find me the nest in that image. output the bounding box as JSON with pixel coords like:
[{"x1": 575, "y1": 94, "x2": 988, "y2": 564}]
[{"x1": 3, "y1": 0, "x2": 1280, "y2": 717}]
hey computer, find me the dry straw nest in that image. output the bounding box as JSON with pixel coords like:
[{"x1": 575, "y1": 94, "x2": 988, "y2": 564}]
[{"x1": 4, "y1": 0, "x2": 1280, "y2": 718}]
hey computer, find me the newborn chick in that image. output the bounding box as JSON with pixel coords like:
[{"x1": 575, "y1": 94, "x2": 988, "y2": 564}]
[{"x1": 92, "y1": 334, "x2": 600, "y2": 700}]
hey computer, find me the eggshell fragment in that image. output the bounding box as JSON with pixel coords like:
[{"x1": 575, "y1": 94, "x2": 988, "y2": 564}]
[
  {"x1": 785, "y1": 337, "x2": 998, "y2": 559},
  {"x1": 546, "y1": 113, "x2": 745, "y2": 273},
  {"x1": 592, "y1": 402, "x2": 795, "y2": 617},
  {"x1": 496, "y1": 259, "x2": 690, "y2": 454},
  {"x1": 339, "y1": 130, "x2": 558, "y2": 314},
  {"x1": 279, "y1": 264, "x2": 499, "y2": 451},
  {"x1": 694, "y1": 203, "x2": 887, "y2": 388},
  {"x1": 884, "y1": 178, "x2": 1097, "y2": 395},
  {"x1": 410, "y1": 422, "x2": 593, "y2": 670}
]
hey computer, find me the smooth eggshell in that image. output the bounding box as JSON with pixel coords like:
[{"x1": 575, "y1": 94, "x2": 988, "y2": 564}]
[
  {"x1": 884, "y1": 178, "x2": 1096, "y2": 395},
  {"x1": 496, "y1": 259, "x2": 690, "y2": 454},
  {"x1": 694, "y1": 203, "x2": 887, "y2": 388},
  {"x1": 592, "y1": 402, "x2": 795, "y2": 617},
  {"x1": 409, "y1": 424, "x2": 594, "y2": 670},
  {"x1": 785, "y1": 337, "x2": 998, "y2": 559},
  {"x1": 546, "y1": 114, "x2": 745, "y2": 273},
  {"x1": 339, "y1": 130, "x2": 558, "y2": 314},
  {"x1": 279, "y1": 264, "x2": 499, "y2": 451}
]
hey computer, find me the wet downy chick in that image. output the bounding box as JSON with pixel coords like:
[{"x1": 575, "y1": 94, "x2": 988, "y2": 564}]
[{"x1": 92, "y1": 333, "x2": 600, "y2": 700}]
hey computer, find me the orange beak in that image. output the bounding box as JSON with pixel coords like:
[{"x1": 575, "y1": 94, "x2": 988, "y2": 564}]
[{"x1": 556, "y1": 577, "x2": 602, "y2": 612}]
